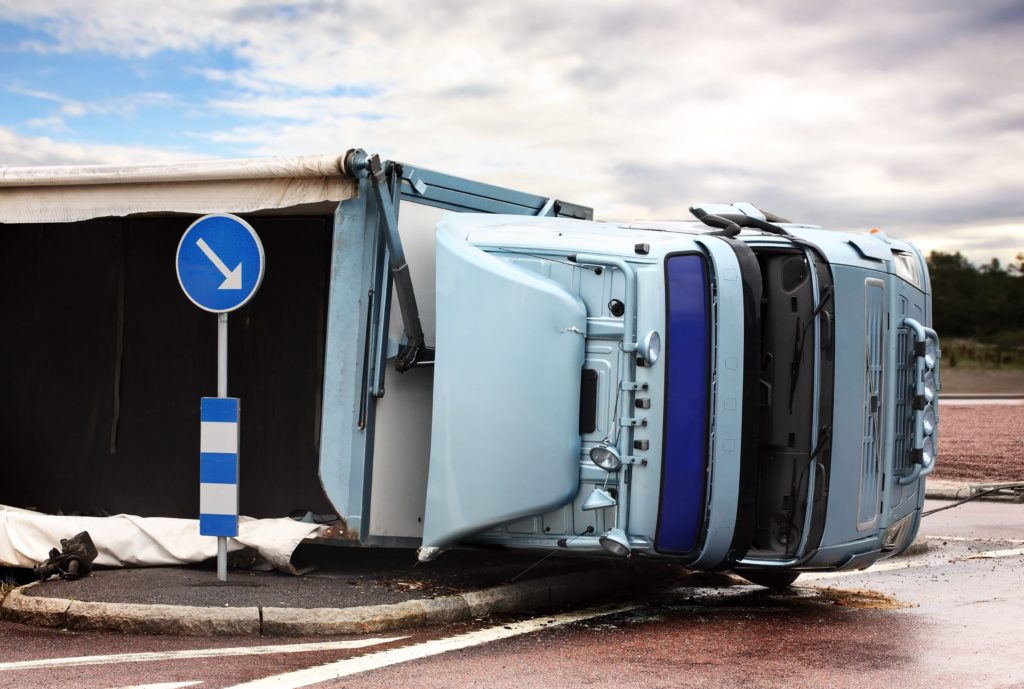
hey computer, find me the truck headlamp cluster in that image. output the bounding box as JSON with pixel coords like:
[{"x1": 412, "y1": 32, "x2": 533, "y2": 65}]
[{"x1": 901, "y1": 318, "x2": 940, "y2": 486}]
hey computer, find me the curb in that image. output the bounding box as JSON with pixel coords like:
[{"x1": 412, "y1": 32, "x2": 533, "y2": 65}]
[
  {"x1": 923, "y1": 480, "x2": 1023, "y2": 501},
  {"x1": 1, "y1": 565, "x2": 652, "y2": 637},
  {"x1": 925, "y1": 480, "x2": 972, "y2": 501}
]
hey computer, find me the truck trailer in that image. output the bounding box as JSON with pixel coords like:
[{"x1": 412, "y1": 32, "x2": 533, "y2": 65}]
[{"x1": 0, "y1": 150, "x2": 939, "y2": 585}]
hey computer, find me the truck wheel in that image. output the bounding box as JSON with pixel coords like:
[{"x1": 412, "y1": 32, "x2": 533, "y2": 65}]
[{"x1": 737, "y1": 569, "x2": 800, "y2": 589}]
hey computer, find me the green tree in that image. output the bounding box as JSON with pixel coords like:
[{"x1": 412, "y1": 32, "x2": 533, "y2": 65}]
[{"x1": 927, "y1": 250, "x2": 1024, "y2": 345}]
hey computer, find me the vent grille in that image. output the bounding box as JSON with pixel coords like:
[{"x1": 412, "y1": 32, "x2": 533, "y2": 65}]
[
  {"x1": 859, "y1": 280, "x2": 886, "y2": 529},
  {"x1": 893, "y1": 296, "x2": 915, "y2": 477}
]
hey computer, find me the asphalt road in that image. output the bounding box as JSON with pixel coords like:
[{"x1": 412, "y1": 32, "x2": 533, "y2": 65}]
[{"x1": 1, "y1": 499, "x2": 1022, "y2": 689}]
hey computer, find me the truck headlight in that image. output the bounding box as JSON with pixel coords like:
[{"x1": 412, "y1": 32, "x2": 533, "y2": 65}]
[
  {"x1": 882, "y1": 513, "x2": 916, "y2": 552},
  {"x1": 922, "y1": 405, "x2": 937, "y2": 436},
  {"x1": 893, "y1": 250, "x2": 924, "y2": 289},
  {"x1": 921, "y1": 436, "x2": 935, "y2": 465},
  {"x1": 639, "y1": 330, "x2": 661, "y2": 366},
  {"x1": 924, "y1": 338, "x2": 937, "y2": 370},
  {"x1": 589, "y1": 444, "x2": 622, "y2": 472},
  {"x1": 923, "y1": 370, "x2": 937, "y2": 403}
]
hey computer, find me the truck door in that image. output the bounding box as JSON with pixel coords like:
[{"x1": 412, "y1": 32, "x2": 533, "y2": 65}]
[{"x1": 417, "y1": 222, "x2": 588, "y2": 559}]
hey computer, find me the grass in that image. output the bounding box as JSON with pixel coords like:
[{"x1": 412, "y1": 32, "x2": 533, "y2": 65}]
[
  {"x1": 942, "y1": 338, "x2": 1024, "y2": 371},
  {"x1": 0, "y1": 574, "x2": 16, "y2": 604}
]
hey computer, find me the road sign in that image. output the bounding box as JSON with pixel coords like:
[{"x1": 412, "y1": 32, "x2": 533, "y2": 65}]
[
  {"x1": 176, "y1": 214, "x2": 265, "y2": 313},
  {"x1": 200, "y1": 397, "x2": 239, "y2": 538}
]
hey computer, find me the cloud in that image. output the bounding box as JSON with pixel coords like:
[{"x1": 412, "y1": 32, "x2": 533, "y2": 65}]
[
  {"x1": 0, "y1": 126, "x2": 196, "y2": 166},
  {"x1": 7, "y1": 82, "x2": 177, "y2": 122},
  {"x1": 0, "y1": 1, "x2": 1020, "y2": 265},
  {"x1": 25, "y1": 115, "x2": 68, "y2": 131}
]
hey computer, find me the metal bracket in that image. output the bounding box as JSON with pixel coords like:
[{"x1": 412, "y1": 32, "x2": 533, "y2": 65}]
[
  {"x1": 618, "y1": 416, "x2": 648, "y2": 427},
  {"x1": 620, "y1": 381, "x2": 649, "y2": 392},
  {"x1": 403, "y1": 168, "x2": 428, "y2": 196},
  {"x1": 344, "y1": 149, "x2": 428, "y2": 372}
]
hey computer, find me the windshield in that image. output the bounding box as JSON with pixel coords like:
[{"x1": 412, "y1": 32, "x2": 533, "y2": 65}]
[{"x1": 656, "y1": 253, "x2": 711, "y2": 554}]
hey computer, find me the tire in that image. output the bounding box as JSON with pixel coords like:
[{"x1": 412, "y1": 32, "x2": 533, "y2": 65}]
[{"x1": 737, "y1": 569, "x2": 800, "y2": 589}]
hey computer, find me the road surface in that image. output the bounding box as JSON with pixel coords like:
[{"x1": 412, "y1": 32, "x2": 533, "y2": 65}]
[{"x1": 1, "y1": 499, "x2": 1021, "y2": 689}]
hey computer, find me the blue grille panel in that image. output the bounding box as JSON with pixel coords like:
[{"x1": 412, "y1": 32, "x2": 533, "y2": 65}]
[{"x1": 656, "y1": 255, "x2": 710, "y2": 554}]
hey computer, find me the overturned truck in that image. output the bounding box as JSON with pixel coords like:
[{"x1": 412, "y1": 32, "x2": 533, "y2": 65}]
[{"x1": 0, "y1": 150, "x2": 939, "y2": 583}]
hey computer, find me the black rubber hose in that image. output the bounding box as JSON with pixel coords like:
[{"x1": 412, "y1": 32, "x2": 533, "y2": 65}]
[
  {"x1": 689, "y1": 207, "x2": 742, "y2": 236},
  {"x1": 719, "y1": 213, "x2": 791, "y2": 236}
]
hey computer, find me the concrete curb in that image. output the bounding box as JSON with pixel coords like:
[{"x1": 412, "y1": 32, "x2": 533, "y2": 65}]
[
  {"x1": 0, "y1": 583, "x2": 70, "y2": 628},
  {"x1": 67, "y1": 600, "x2": 261, "y2": 635},
  {"x1": 926, "y1": 480, "x2": 977, "y2": 501},
  {"x1": 1, "y1": 565, "x2": 650, "y2": 637}
]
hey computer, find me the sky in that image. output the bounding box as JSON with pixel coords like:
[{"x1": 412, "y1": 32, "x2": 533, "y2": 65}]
[{"x1": 0, "y1": 0, "x2": 1021, "y2": 267}]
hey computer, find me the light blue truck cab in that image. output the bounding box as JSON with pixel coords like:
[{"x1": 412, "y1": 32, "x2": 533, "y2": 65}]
[{"x1": 418, "y1": 204, "x2": 939, "y2": 584}]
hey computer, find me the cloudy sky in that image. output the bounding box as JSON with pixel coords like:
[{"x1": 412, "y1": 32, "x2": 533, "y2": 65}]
[{"x1": 0, "y1": 1, "x2": 1021, "y2": 266}]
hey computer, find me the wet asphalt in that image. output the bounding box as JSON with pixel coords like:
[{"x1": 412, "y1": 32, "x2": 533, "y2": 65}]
[
  {"x1": 19, "y1": 544, "x2": 642, "y2": 608},
  {"x1": 1, "y1": 499, "x2": 1021, "y2": 688}
]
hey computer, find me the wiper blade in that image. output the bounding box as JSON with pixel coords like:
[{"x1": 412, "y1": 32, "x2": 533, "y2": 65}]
[{"x1": 788, "y1": 285, "x2": 835, "y2": 413}]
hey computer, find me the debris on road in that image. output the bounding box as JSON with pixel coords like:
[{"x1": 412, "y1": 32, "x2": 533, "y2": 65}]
[{"x1": 33, "y1": 531, "x2": 97, "y2": 582}]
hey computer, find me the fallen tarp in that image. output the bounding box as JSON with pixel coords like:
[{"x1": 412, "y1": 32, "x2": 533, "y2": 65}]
[{"x1": 0, "y1": 504, "x2": 323, "y2": 572}]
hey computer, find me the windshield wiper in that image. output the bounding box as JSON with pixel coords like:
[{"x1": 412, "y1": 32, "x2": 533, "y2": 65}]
[{"x1": 788, "y1": 285, "x2": 834, "y2": 414}]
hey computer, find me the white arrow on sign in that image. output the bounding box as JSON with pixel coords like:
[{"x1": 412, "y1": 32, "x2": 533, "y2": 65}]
[{"x1": 196, "y1": 238, "x2": 243, "y2": 290}]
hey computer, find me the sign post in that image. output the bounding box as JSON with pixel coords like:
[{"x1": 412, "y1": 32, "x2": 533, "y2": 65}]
[{"x1": 176, "y1": 214, "x2": 265, "y2": 581}]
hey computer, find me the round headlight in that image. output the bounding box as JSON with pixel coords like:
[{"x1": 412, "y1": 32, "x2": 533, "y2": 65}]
[
  {"x1": 599, "y1": 528, "x2": 631, "y2": 557},
  {"x1": 923, "y1": 370, "x2": 937, "y2": 403},
  {"x1": 639, "y1": 330, "x2": 661, "y2": 366},
  {"x1": 921, "y1": 435, "x2": 935, "y2": 466},
  {"x1": 924, "y1": 339, "x2": 937, "y2": 370},
  {"x1": 589, "y1": 444, "x2": 622, "y2": 472},
  {"x1": 922, "y1": 405, "x2": 936, "y2": 435}
]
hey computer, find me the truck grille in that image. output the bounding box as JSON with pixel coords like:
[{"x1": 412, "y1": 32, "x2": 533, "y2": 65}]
[
  {"x1": 858, "y1": 279, "x2": 885, "y2": 529},
  {"x1": 893, "y1": 296, "x2": 915, "y2": 477}
]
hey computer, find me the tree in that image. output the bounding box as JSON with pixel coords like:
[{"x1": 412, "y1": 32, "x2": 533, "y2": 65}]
[{"x1": 926, "y1": 251, "x2": 1024, "y2": 344}]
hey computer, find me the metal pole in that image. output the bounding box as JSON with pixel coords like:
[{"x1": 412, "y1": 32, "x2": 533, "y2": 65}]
[
  {"x1": 217, "y1": 312, "x2": 228, "y2": 582},
  {"x1": 218, "y1": 313, "x2": 228, "y2": 397}
]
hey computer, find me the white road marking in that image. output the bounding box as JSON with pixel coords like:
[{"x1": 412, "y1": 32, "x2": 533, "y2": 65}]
[
  {"x1": 105, "y1": 682, "x2": 203, "y2": 689},
  {"x1": 963, "y1": 547, "x2": 1024, "y2": 560},
  {"x1": 927, "y1": 535, "x2": 1024, "y2": 545},
  {"x1": 940, "y1": 398, "x2": 1023, "y2": 406},
  {"x1": 223, "y1": 604, "x2": 639, "y2": 689},
  {"x1": 801, "y1": 559, "x2": 930, "y2": 581},
  {"x1": 801, "y1": 544, "x2": 1024, "y2": 581},
  {"x1": 0, "y1": 638, "x2": 407, "y2": 672}
]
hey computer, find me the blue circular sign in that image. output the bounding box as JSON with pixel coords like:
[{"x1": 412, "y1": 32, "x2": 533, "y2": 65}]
[{"x1": 176, "y1": 214, "x2": 265, "y2": 313}]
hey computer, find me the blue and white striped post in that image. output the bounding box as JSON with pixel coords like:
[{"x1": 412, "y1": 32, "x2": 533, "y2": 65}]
[
  {"x1": 200, "y1": 392, "x2": 239, "y2": 581},
  {"x1": 200, "y1": 397, "x2": 239, "y2": 536}
]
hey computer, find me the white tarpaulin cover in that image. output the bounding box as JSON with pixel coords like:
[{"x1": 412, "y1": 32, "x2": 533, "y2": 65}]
[
  {"x1": 0, "y1": 504, "x2": 323, "y2": 571},
  {"x1": 0, "y1": 154, "x2": 358, "y2": 223}
]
